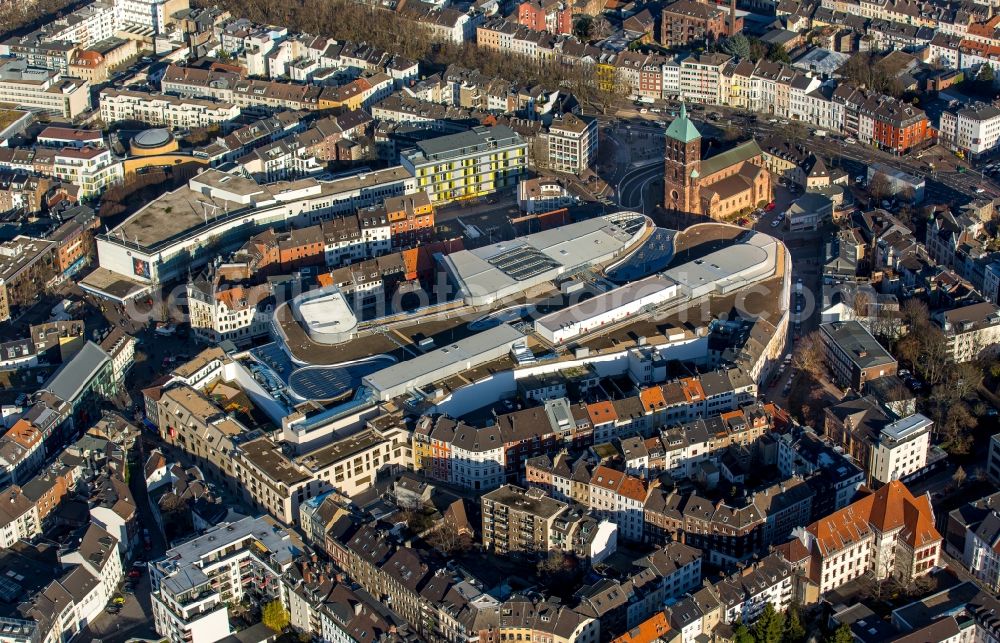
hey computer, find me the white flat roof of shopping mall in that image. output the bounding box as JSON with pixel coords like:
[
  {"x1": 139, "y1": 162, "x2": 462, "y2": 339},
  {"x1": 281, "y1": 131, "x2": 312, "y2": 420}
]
[
  {"x1": 293, "y1": 288, "x2": 359, "y2": 344},
  {"x1": 362, "y1": 323, "x2": 524, "y2": 398},
  {"x1": 535, "y1": 274, "x2": 680, "y2": 333},
  {"x1": 442, "y1": 213, "x2": 647, "y2": 305},
  {"x1": 663, "y1": 231, "x2": 778, "y2": 297}
]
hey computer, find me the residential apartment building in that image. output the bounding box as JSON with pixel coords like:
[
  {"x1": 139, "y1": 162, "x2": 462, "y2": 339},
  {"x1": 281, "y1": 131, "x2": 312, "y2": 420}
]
[
  {"x1": 4, "y1": 527, "x2": 123, "y2": 643},
  {"x1": 156, "y1": 383, "x2": 247, "y2": 487},
  {"x1": 989, "y1": 433, "x2": 1000, "y2": 485},
  {"x1": 516, "y1": 0, "x2": 573, "y2": 35},
  {"x1": 933, "y1": 302, "x2": 1000, "y2": 362},
  {"x1": 400, "y1": 125, "x2": 527, "y2": 204},
  {"x1": 48, "y1": 208, "x2": 97, "y2": 275},
  {"x1": 99, "y1": 89, "x2": 241, "y2": 128},
  {"x1": 160, "y1": 65, "x2": 325, "y2": 113},
  {"x1": 713, "y1": 552, "x2": 794, "y2": 626},
  {"x1": 588, "y1": 465, "x2": 647, "y2": 542},
  {"x1": 327, "y1": 525, "x2": 503, "y2": 642},
  {"x1": 0, "y1": 145, "x2": 120, "y2": 199},
  {"x1": 35, "y1": 0, "x2": 117, "y2": 47},
  {"x1": 0, "y1": 59, "x2": 91, "y2": 119},
  {"x1": 661, "y1": 0, "x2": 735, "y2": 48},
  {"x1": 481, "y1": 484, "x2": 569, "y2": 555},
  {"x1": 0, "y1": 236, "x2": 57, "y2": 322},
  {"x1": 494, "y1": 596, "x2": 599, "y2": 643},
  {"x1": 118, "y1": 0, "x2": 190, "y2": 34},
  {"x1": 233, "y1": 427, "x2": 411, "y2": 525},
  {"x1": 678, "y1": 53, "x2": 732, "y2": 105},
  {"x1": 99, "y1": 328, "x2": 136, "y2": 387},
  {"x1": 546, "y1": 113, "x2": 597, "y2": 175},
  {"x1": 51, "y1": 146, "x2": 123, "y2": 198},
  {"x1": 0, "y1": 486, "x2": 41, "y2": 548},
  {"x1": 862, "y1": 96, "x2": 934, "y2": 154},
  {"x1": 384, "y1": 192, "x2": 435, "y2": 247},
  {"x1": 944, "y1": 491, "x2": 1000, "y2": 591},
  {"x1": 150, "y1": 516, "x2": 298, "y2": 643},
  {"x1": 192, "y1": 110, "x2": 306, "y2": 165},
  {"x1": 52, "y1": 522, "x2": 125, "y2": 638},
  {"x1": 818, "y1": 320, "x2": 898, "y2": 390}
]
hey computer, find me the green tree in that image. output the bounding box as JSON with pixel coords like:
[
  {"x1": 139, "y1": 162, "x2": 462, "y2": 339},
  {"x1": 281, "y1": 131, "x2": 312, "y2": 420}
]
[
  {"x1": 733, "y1": 623, "x2": 756, "y2": 643},
  {"x1": 825, "y1": 623, "x2": 854, "y2": 643},
  {"x1": 978, "y1": 63, "x2": 995, "y2": 84},
  {"x1": 748, "y1": 37, "x2": 768, "y2": 61},
  {"x1": 784, "y1": 605, "x2": 806, "y2": 643},
  {"x1": 573, "y1": 15, "x2": 593, "y2": 41},
  {"x1": 721, "y1": 33, "x2": 751, "y2": 58},
  {"x1": 261, "y1": 600, "x2": 289, "y2": 632},
  {"x1": 767, "y1": 43, "x2": 791, "y2": 63},
  {"x1": 753, "y1": 603, "x2": 786, "y2": 643}
]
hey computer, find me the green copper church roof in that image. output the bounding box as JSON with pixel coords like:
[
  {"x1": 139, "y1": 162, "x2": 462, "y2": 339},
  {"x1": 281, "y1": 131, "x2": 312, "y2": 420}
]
[{"x1": 665, "y1": 103, "x2": 701, "y2": 144}]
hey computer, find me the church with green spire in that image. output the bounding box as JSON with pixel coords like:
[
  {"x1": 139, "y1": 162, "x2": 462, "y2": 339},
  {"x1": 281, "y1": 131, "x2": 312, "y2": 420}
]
[{"x1": 662, "y1": 103, "x2": 772, "y2": 220}]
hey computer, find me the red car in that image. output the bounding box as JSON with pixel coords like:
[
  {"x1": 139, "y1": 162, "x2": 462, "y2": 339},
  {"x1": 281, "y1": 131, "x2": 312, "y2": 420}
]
[
  {"x1": 764, "y1": 202, "x2": 777, "y2": 211},
  {"x1": 128, "y1": 569, "x2": 141, "y2": 578}
]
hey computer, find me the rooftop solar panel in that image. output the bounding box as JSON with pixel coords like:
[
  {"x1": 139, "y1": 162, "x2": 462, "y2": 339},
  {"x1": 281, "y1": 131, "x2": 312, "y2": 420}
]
[{"x1": 487, "y1": 246, "x2": 560, "y2": 281}]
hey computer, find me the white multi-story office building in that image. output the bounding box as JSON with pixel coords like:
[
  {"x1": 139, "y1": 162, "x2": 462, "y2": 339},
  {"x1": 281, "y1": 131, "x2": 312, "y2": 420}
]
[
  {"x1": 0, "y1": 59, "x2": 91, "y2": 119},
  {"x1": 546, "y1": 113, "x2": 597, "y2": 175},
  {"x1": 939, "y1": 103, "x2": 1000, "y2": 158},
  {"x1": 116, "y1": 0, "x2": 189, "y2": 33},
  {"x1": 679, "y1": 53, "x2": 731, "y2": 105},
  {"x1": 871, "y1": 413, "x2": 932, "y2": 486}
]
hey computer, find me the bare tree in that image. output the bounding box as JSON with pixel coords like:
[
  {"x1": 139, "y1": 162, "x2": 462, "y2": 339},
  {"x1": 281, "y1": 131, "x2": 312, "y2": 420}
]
[
  {"x1": 897, "y1": 325, "x2": 950, "y2": 386},
  {"x1": 868, "y1": 172, "x2": 894, "y2": 203},
  {"x1": 951, "y1": 361, "x2": 984, "y2": 400},
  {"x1": 792, "y1": 330, "x2": 826, "y2": 381},
  {"x1": 869, "y1": 306, "x2": 903, "y2": 343},
  {"x1": 901, "y1": 298, "x2": 931, "y2": 330},
  {"x1": 537, "y1": 551, "x2": 566, "y2": 575},
  {"x1": 426, "y1": 514, "x2": 472, "y2": 556}
]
